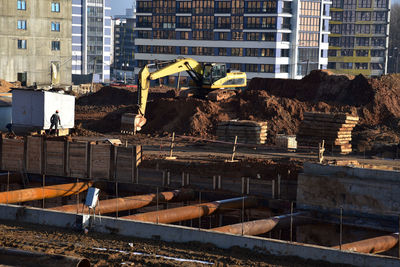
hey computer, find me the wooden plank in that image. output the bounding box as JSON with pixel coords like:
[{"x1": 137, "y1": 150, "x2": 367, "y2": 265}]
[
  {"x1": 26, "y1": 136, "x2": 43, "y2": 174},
  {"x1": 68, "y1": 142, "x2": 88, "y2": 178},
  {"x1": 115, "y1": 146, "x2": 134, "y2": 183},
  {"x1": 91, "y1": 144, "x2": 111, "y2": 180},
  {"x1": 45, "y1": 140, "x2": 65, "y2": 176},
  {"x1": 1, "y1": 139, "x2": 25, "y2": 172}
]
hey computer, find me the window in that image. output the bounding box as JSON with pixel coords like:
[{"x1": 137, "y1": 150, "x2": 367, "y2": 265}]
[
  {"x1": 18, "y1": 39, "x2": 26, "y2": 49},
  {"x1": 280, "y1": 65, "x2": 289, "y2": 73},
  {"x1": 356, "y1": 50, "x2": 369, "y2": 56},
  {"x1": 51, "y1": 2, "x2": 60, "y2": 12},
  {"x1": 371, "y1": 50, "x2": 384, "y2": 57},
  {"x1": 371, "y1": 63, "x2": 383, "y2": 70},
  {"x1": 17, "y1": 0, "x2": 26, "y2": 10},
  {"x1": 328, "y1": 50, "x2": 337, "y2": 56},
  {"x1": 328, "y1": 62, "x2": 336, "y2": 69},
  {"x1": 341, "y1": 49, "x2": 353, "y2": 56},
  {"x1": 52, "y1": 41, "x2": 60, "y2": 51},
  {"x1": 341, "y1": 62, "x2": 353, "y2": 69},
  {"x1": 51, "y1": 22, "x2": 60, "y2": 31},
  {"x1": 260, "y1": 64, "x2": 274, "y2": 73},
  {"x1": 355, "y1": 63, "x2": 368, "y2": 69},
  {"x1": 17, "y1": 20, "x2": 26, "y2": 30}
]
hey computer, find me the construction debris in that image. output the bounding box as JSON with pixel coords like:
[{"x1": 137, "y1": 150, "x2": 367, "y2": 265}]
[
  {"x1": 216, "y1": 120, "x2": 268, "y2": 144},
  {"x1": 297, "y1": 112, "x2": 359, "y2": 154}
]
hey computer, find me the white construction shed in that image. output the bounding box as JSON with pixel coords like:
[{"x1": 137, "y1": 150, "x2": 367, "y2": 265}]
[{"x1": 12, "y1": 89, "x2": 75, "y2": 131}]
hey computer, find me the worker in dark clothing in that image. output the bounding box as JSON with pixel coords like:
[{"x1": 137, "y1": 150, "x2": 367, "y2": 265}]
[{"x1": 50, "y1": 110, "x2": 61, "y2": 136}]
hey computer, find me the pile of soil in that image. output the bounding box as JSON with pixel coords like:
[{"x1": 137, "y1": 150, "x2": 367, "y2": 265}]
[
  {"x1": 0, "y1": 79, "x2": 18, "y2": 93},
  {"x1": 76, "y1": 71, "x2": 400, "y2": 150}
]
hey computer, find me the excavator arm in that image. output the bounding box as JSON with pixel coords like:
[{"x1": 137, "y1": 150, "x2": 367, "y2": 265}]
[{"x1": 133, "y1": 58, "x2": 204, "y2": 132}]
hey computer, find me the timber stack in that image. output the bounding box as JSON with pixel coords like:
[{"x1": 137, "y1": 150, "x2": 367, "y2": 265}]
[
  {"x1": 296, "y1": 112, "x2": 359, "y2": 154},
  {"x1": 216, "y1": 120, "x2": 268, "y2": 144}
]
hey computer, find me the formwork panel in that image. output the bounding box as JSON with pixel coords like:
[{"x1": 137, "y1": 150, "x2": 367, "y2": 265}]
[
  {"x1": 90, "y1": 144, "x2": 111, "y2": 180},
  {"x1": 1, "y1": 138, "x2": 25, "y2": 171},
  {"x1": 45, "y1": 140, "x2": 65, "y2": 176},
  {"x1": 115, "y1": 146, "x2": 135, "y2": 183},
  {"x1": 26, "y1": 136, "x2": 43, "y2": 174},
  {"x1": 68, "y1": 142, "x2": 87, "y2": 178}
]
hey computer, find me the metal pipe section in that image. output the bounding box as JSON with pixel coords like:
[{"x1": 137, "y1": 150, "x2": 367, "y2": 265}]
[
  {"x1": 211, "y1": 212, "x2": 307, "y2": 236},
  {"x1": 0, "y1": 182, "x2": 92, "y2": 204},
  {"x1": 49, "y1": 189, "x2": 194, "y2": 214},
  {"x1": 332, "y1": 233, "x2": 399, "y2": 254},
  {"x1": 122, "y1": 197, "x2": 258, "y2": 224},
  {"x1": 0, "y1": 247, "x2": 90, "y2": 267}
]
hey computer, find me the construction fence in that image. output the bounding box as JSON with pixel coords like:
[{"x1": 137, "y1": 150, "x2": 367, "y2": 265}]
[{"x1": 0, "y1": 136, "x2": 142, "y2": 182}]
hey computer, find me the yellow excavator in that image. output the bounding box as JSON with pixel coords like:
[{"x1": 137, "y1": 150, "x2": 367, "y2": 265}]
[{"x1": 121, "y1": 58, "x2": 247, "y2": 134}]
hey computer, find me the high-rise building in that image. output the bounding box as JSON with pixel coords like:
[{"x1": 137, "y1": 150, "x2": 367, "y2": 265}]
[
  {"x1": 135, "y1": 0, "x2": 331, "y2": 79},
  {"x1": 328, "y1": 0, "x2": 390, "y2": 76},
  {"x1": 72, "y1": 0, "x2": 112, "y2": 82},
  {"x1": 112, "y1": 18, "x2": 136, "y2": 81},
  {"x1": 0, "y1": 0, "x2": 72, "y2": 86}
]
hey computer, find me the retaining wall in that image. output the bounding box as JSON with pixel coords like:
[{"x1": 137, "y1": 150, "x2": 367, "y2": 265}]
[
  {"x1": 0, "y1": 136, "x2": 142, "y2": 183},
  {"x1": 0, "y1": 204, "x2": 398, "y2": 267}
]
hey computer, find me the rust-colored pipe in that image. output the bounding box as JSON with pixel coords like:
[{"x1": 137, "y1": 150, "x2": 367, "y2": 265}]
[
  {"x1": 49, "y1": 189, "x2": 194, "y2": 214},
  {"x1": 122, "y1": 197, "x2": 257, "y2": 224},
  {"x1": 0, "y1": 247, "x2": 90, "y2": 267},
  {"x1": 332, "y1": 233, "x2": 399, "y2": 254},
  {"x1": 211, "y1": 212, "x2": 308, "y2": 236},
  {"x1": 0, "y1": 182, "x2": 92, "y2": 204}
]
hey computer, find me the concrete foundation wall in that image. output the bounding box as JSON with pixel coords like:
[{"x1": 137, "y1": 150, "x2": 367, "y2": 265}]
[
  {"x1": 297, "y1": 163, "x2": 400, "y2": 216},
  {"x1": 0, "y1": 204, "x2": 398, "y2": 267}
]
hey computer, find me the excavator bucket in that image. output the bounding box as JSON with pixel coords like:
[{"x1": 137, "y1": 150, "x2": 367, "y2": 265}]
[{"x1": 121, "y1": 113, "x2": 147, "y2": 135}]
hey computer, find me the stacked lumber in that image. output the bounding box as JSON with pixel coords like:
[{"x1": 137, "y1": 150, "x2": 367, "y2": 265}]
[
  {"x1": 216, "y1": 120, "x2": 267, "y2": 144},
  {"x1": 297, "y1": 112, "x2": 359, "y2": 154}
]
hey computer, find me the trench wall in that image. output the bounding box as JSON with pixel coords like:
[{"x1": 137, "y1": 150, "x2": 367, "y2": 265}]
[
  {"x1": 297, "y1": 162, "x2": 400, "y2": 217},
  {"x1": 0, "y1": 136, "x2": 142, "y2": 183}
]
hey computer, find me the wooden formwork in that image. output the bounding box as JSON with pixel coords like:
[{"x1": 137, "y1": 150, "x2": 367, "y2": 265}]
[
  {"x1": 26, "y1": 136, "x2": 44, "y2": 174},
  {"x1": 67, "y1": 142, "x2": 88, "y2": 178},
  {"x1": 1, "y1": 138, "x2": 25, "y2": 171},
  {"x1": 0, "y1": 137, "x2": 142, "y2": 183},
  {"x1": 44, "y1": 140, "x2": 66, "y2": 176},
  {"x1": 89, "y1": 144, "x2": 112, "y2": 180}
]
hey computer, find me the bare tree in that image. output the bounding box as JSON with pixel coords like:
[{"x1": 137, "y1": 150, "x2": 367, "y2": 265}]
[{"x1": 388, "y1": 4, "x2": 400, "y2": 73}]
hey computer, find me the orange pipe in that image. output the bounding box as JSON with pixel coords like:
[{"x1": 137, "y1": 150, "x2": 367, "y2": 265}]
[
  {"x1": 0, "y1": 182, "x2": 92, "y2": 204},
  {"x1": 332, "y1": 233, "x2": 399, "y2": 254},
  {"x1": 49, "y1": 189, "x2": 194, "y2": 214},
  {"x1": 212, "y1": 212, "x2": 308, "y2": 236},
  {"x1": 122, "y1": 197, "x2": 257, "y2": 224}
]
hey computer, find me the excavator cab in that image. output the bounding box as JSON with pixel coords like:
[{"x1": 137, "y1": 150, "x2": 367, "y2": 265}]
[{"x1": 203, "y1": 63, "x2": 227, "y2": 85}]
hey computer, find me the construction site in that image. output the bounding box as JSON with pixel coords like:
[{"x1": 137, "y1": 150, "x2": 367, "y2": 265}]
[{"x1": 0, "y1": 69, "x2": 400, "y2": 266}]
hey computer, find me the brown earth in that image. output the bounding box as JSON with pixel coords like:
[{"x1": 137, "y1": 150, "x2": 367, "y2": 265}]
[
  {"x1": 0, "y1": 79, "x2": 20, "y2": 93},
  {"x1": 75, "y1": 71, "x2": 400, "y2": 151}
]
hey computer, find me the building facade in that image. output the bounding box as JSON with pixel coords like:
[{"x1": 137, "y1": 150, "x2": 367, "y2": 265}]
[
  {"x1": 0, "y1": 0, "x2": 72, "y2": 86},
  {"x1": 328, "y1": 0, "x2": 390, "y2": 76},
  {"x1": 135, "y1": 0, "x2": 331, "y2": 79},
  {"x1": 113, "y1": 18, "x2": 136, "y2": 81},
  {"x1": 72, "y1": 0, "x2": 112, "y2": 82}
]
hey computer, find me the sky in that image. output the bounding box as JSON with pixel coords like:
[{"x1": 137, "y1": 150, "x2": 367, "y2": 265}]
[{"x1": 110, "y1": 0, "x2": 134, "y2": 16}]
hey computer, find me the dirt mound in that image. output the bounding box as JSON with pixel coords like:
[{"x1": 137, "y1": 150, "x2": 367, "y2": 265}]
[
  {"x1": 75, "y1": 71, "x2": 400, "y2": 150},
  {"x1": 0, "y1": 79, "x2": 17, "y2": 93},
  {"x1": 77, "y1": 86, "x2": 137, "y2": 106},
  {"x1": 248, "y1": 70, "x2": 374, "y2": 106}
]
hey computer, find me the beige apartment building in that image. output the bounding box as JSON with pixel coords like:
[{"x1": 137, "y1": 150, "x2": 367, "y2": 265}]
[{"x1": 0, "y1": 0, "x2": 72, "y2": 86}]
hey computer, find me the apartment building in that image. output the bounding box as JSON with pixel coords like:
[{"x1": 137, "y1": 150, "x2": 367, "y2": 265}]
[
  {"x1": 134, "y1": 0, "x2": 331, "y2": 79},
  {"x1": 328, "y1": 0, "x2": 390, "y2": 76},
  {"x1": 71, "y1": 0, "x2": 112, "y2": 82},
  {"x1": 0, "y1": 0, "x2": 72, "y2": 86},
  {"x1": 113, "y1": 18, "x2": 136, "y2": 81}
]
